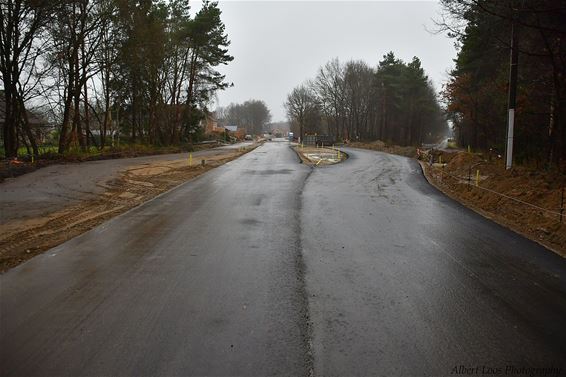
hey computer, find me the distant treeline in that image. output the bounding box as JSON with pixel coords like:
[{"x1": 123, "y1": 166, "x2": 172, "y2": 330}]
[
  {"x1": 440, "y1": 0, "x2": 566, "y2": 168},
  {"x1": 284, "y1": 54, "x2": 446, "y2": 146},
  {"x1": 1, "y1": 0, "x2": 232, "y2": 158},
  {"x1": 216, "y1": 100, "x2": 272, "y2": 135}
]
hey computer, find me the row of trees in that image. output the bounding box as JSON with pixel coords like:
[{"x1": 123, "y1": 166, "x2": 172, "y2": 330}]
[
  {"x1": 439, "y1": 0, "x2": 566, "y2": 168},
  {"x1": 215, "y1": 100, "x2": 271, "y2": 135},
  {"x1": 284, "y1": 54, "x2": 446, "y2": 145},
  {"x1": 1, "y1": 0, "x2": 233, "y2": 158}
]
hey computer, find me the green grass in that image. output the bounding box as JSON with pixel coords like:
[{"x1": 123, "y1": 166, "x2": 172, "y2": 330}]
[
  {"x1": 2, "y1": 141, "x2": 214, "y2": 160},
  {"x1": 1, "y1": 145, "x2": 59, "y2": 159}
]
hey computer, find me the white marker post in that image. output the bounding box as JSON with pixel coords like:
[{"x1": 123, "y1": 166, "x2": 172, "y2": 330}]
[
  {"x1": 506, "y1": 109, "x2": 514, "y2": 170},
  {"x1": 506, "y1": 19, "x2": 518, "y2": 170}
]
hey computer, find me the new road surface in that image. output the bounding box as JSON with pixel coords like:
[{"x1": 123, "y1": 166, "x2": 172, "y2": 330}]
[{"x1": 1, "y1": 140, "x2": 565, "y2": 376}]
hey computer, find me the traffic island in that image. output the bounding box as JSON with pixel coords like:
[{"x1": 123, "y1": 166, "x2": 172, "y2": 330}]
[{"x1": 292, "y1": 145, "x2": 347, "y2": 166}]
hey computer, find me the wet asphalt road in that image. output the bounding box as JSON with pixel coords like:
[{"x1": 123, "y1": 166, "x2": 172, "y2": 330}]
[{"x1": 1, "y1": 141, "x2": 565, "y2": 376}]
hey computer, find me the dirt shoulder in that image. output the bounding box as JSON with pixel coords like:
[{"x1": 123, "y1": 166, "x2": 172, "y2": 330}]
[
  {"x1": 0, "y1": 145, "x2": 258, "y2": 272},
  {"x1": 419, "y1": 151, "x2": 566, "y2": 257}
]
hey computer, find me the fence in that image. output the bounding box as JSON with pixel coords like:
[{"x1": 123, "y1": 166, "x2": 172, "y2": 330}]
[{"x1": 426, "y1": 162, "x2": 565, "y2": 223}]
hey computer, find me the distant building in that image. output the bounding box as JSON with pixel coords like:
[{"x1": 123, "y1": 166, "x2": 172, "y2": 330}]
[
  {"x1": 201, "y1": 112, "x2": 219, "y2": 134},
  {"x1": 0, "y1": 91, "x2": 50, "y2": 142},
  {"x1": 201, "y1": 113, "x2": 246, "y2": 139}
]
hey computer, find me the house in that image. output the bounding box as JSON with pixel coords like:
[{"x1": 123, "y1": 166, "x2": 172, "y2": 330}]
[
  {"x1": 201, "y1": 112, "x2": 220, "y2": 134},
  {"x1": 0, "y1": 91, "x2": 50, "y2": 143}
]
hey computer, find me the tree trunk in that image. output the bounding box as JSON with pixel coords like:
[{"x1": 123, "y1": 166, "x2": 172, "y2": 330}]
[
  {"x1": 83, "y1": 57, "x2": 90, "y2": 150},
  {"x1": 19, "y1": 96, "x2": 39, "y2": 156},
  {"x1": 2, "y1": 86, "x2": 18, "y2": 158},
  {"x1": 58, "y1": 87, "x2": 74, "y2": 154},
  {"x1": 74, "y1": 50, "x2": 84, "y2": 151},
  {"x1": 101, "y1": 79, "x2": 110, "y2": 149},
  {"x1": 131, "y1": 79, "x2": 137, "y2": 143}
]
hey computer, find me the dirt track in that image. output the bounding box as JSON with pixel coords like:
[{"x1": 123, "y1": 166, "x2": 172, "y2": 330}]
[{"x1": 0, "y1": 145, "x2": 256, "y2": 271}]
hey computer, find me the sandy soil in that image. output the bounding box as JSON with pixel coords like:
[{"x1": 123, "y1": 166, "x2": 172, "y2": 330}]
[
  {"x1": 0, "y1": 147, "x2": 256, "y2": 271},
  {"x1": 293, "y1": 146, "x2": 346, "y2": 166},
  {"x1": 420, "y1": 151, "x2": 566, "y2": 257}
]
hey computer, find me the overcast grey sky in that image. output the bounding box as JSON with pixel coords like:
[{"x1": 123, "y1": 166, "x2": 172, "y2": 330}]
[{"x1": 197, "y1": 1, "x2": 456, "y2": 122}]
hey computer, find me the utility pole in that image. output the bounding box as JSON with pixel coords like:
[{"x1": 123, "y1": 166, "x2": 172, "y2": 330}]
[{"x1": 506, "y1": 17, "x2": 519, "y2": 170}]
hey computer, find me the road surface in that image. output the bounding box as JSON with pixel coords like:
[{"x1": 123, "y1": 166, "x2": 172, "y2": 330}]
[
  {"x1": 0, "y1": 142, "x2": 253, "y2": 224},
  {"x1": 1, "y1": 141, "x2": 565, "y2": 376}
]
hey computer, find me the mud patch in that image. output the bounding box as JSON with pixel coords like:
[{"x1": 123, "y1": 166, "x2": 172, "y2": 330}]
[{"x1": 240, "y1": 218, "x2": 262, "y2": 226}]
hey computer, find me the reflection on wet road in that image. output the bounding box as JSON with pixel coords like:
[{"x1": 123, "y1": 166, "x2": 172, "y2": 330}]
[{"x1": 1, "y1": 141, "x2": 565, "y2": 376}]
